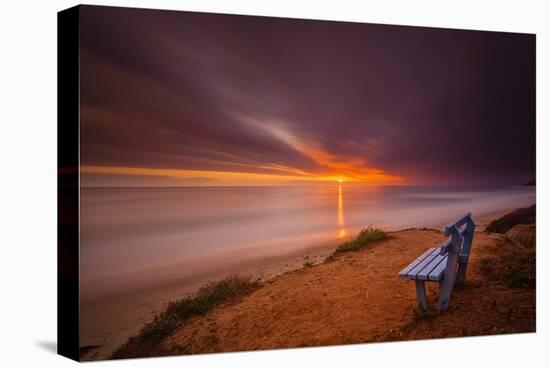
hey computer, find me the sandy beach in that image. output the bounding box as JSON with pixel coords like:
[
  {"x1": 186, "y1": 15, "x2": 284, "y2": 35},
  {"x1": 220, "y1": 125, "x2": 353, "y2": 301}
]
[
  {"x1": 155, "y1": 227, "x2": 534, "y2": 355},
  {"x1": 80, "y1": 207, "x2": 535, "y2": 360},
  {"x1": 79, "y1": 242, "x2": 337, "y2": 361}
]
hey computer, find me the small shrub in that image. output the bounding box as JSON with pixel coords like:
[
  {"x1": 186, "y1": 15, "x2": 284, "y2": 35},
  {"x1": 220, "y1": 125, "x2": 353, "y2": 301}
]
[
  {"x1": 303, "y1": 258, "x2": 314, "y2": 268},
  {"x1": 113, "y1": 275, "x2": 260, "y2": 358},
  {"x1": 143, "y1": 275, "x2": 259, "y2": 341},
  {"x1": 499, "y1": 251, "x2": 536, "y2": 288},
  {"x1": 480, "y1": 251, "x2": 535, "y2": 289},
  {"x1": 479, "y1": 257, "x2": 496, "y2": 278},
  {"x1": 334, "y1": 226, "x2": 386, "y2": 254},
  {"x1": 486, "y1": 205, "x2": 535, "y2": 233}
]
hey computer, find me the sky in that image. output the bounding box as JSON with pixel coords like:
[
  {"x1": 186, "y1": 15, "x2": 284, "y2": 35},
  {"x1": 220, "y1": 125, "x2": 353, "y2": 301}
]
[{"x1": 79, "y1": 5, "x2": 535, "y2": 186}]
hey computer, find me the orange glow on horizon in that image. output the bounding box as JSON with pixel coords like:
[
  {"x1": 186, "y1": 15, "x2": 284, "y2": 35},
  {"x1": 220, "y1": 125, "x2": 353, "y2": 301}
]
[
  {"x1": 81, "y1": 122, "x2": 405, "y2": 185},
  {"x1": 80, "y1": 164, "x2": 404, "y2": 186},
  {"x1": 80, "y1": 115, "x2": 407, "y2": 187},
  {"x1": 237, "y1": 117, "x2": 404, "y2": 185}
]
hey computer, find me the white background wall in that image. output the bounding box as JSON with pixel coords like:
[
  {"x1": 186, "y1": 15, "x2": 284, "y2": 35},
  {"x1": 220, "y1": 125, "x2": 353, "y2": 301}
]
[{"x1": 0, "y1": 0, "x2": 548, "y2": 365}]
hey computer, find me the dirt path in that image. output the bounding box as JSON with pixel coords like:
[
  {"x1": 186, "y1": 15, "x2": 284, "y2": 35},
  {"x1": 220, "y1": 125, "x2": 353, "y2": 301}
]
[{"x1": 151, "y1": 228, "x2": 534, "y2": 356}]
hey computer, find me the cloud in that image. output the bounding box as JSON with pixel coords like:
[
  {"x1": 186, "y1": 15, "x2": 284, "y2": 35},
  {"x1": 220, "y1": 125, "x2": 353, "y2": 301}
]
[{"x1": 78, "y1": 6, "x2": 535, "y2": 186}]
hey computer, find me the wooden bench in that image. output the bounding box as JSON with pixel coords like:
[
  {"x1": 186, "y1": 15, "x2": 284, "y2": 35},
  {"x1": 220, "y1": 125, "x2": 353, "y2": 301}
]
[{"x1": 398, "y1": 213, "x2": 476, "y2": 311}]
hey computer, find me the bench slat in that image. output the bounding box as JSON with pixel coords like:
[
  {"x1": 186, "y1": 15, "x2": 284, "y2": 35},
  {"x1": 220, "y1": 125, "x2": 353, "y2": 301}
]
[
  {"x1": 428, "y1": 256, "x2": 448, "y2": 281},
  {"x1": 403, "y1": 248, "x2": 440, "y2": 280},
  {"x1": 398, "y1": 248, "x2": 437, "y2": 278},
  {"x1": 417, "y1": 253, "x2": 447, "y2": 280}
]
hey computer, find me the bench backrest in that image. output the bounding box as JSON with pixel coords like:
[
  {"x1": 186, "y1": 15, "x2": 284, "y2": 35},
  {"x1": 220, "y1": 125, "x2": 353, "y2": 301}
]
[
  {"x1": 440, "y1": 212, "x2": 476, "y2": 261},
  {"x1": 438, "y1": 212, "x2": 476, "y2": 310}
]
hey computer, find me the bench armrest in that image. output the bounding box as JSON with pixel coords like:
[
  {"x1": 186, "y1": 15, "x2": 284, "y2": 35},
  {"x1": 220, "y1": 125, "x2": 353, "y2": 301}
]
[{"x1": 440, "y1": 237, "x2": 452, "y2": 255}]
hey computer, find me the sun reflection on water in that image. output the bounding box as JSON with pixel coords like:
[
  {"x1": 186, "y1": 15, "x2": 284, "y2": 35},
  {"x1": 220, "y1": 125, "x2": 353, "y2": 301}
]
[{"x1": 337, "y1": 184, "x2": 346, "y2": 238}]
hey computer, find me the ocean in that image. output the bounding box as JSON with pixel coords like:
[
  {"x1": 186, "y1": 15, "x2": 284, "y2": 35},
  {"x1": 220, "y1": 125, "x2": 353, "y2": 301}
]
[{"x1": 80, "y1": 184, "x2": 535, "y2": 302}]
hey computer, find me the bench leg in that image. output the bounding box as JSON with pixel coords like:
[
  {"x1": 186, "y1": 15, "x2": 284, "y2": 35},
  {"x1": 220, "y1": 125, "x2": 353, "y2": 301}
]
[
  {"x1": 439, "y1": 276, "x2": 454, "y2": 311},
  {"x1": 456, "y1": 262, "x2": 468, "y2": 286},
  {"x1": 415, "y1": 280, "x2": 427, "y2": 310}
]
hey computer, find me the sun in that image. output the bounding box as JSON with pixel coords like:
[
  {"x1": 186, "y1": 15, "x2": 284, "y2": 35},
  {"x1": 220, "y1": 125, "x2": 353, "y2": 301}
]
[{"x1": 338, "y1": 178, "x2": 343, "y2": 183}]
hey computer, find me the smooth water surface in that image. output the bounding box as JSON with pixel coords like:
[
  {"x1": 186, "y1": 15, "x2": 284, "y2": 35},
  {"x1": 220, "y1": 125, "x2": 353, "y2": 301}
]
[{"x1": 80, "y1": 185, "x2": 535, "y2": 301}]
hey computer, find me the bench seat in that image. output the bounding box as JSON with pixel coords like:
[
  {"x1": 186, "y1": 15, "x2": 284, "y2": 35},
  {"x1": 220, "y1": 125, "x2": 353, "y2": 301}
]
[
  {"x1": 398, "y1": 213, "x2": 475, "y2": 311},
  {"x1": 398, "y1": 247, "x2": 448, "y2": 282}
]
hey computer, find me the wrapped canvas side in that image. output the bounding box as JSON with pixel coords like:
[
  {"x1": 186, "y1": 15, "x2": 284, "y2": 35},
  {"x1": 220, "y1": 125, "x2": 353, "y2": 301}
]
[{"x1": 58, "y1": 5, "x2": 80, "y2": 362}]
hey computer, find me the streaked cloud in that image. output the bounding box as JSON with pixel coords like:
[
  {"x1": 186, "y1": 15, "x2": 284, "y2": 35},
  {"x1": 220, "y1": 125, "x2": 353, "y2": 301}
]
[{"x1": 78, "y1": 6, "x2": 535, "y2": 186}]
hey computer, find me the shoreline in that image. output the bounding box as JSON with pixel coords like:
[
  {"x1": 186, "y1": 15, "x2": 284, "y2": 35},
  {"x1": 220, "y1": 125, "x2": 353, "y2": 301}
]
[
  {"x1": 243, "y1": 208, "x2": 516, "y2": 285},
  {"x1": 80, "y1": 205, "x2": 531, "y2": 361}
]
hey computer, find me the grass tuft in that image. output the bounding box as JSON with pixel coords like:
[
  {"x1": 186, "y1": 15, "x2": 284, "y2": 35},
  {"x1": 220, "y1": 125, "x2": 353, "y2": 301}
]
[
  {"x1": 303, "y1": 258, "x2": 314, "y2": 268},
  {"x1": 334, "y1": 226, "x2": 386, "y2": 254},
  {"x1": 486, "y1": 205, "x2": 535, "y2": 233},
  {"x1": 480, "y1": 250, "x2": 535, "y2": 289},
  {"x1": 112, "y1": 275, "x2": 260, "y2": 359}
]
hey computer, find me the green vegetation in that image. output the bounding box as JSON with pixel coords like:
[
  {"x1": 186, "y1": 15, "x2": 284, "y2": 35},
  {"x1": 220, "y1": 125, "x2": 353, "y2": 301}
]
[
  {"x1": 486, "y1": 204, "x2": 535, "y2": 233},
  {"x1": 303, "y1": 258, "x2": 314, "y2": 268},
  {"x1": 334, "y1": 226, "x2": 386, "y2": 254},
  {"x1": 113, "y1": 275, "x2": 260, "y2": 359},
  {"x1": 141, "y1": 275, "x2": 258, "y2": 341},
  {"x1": 480, "y1": 250, "x2": 536, "y2": 289}
]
